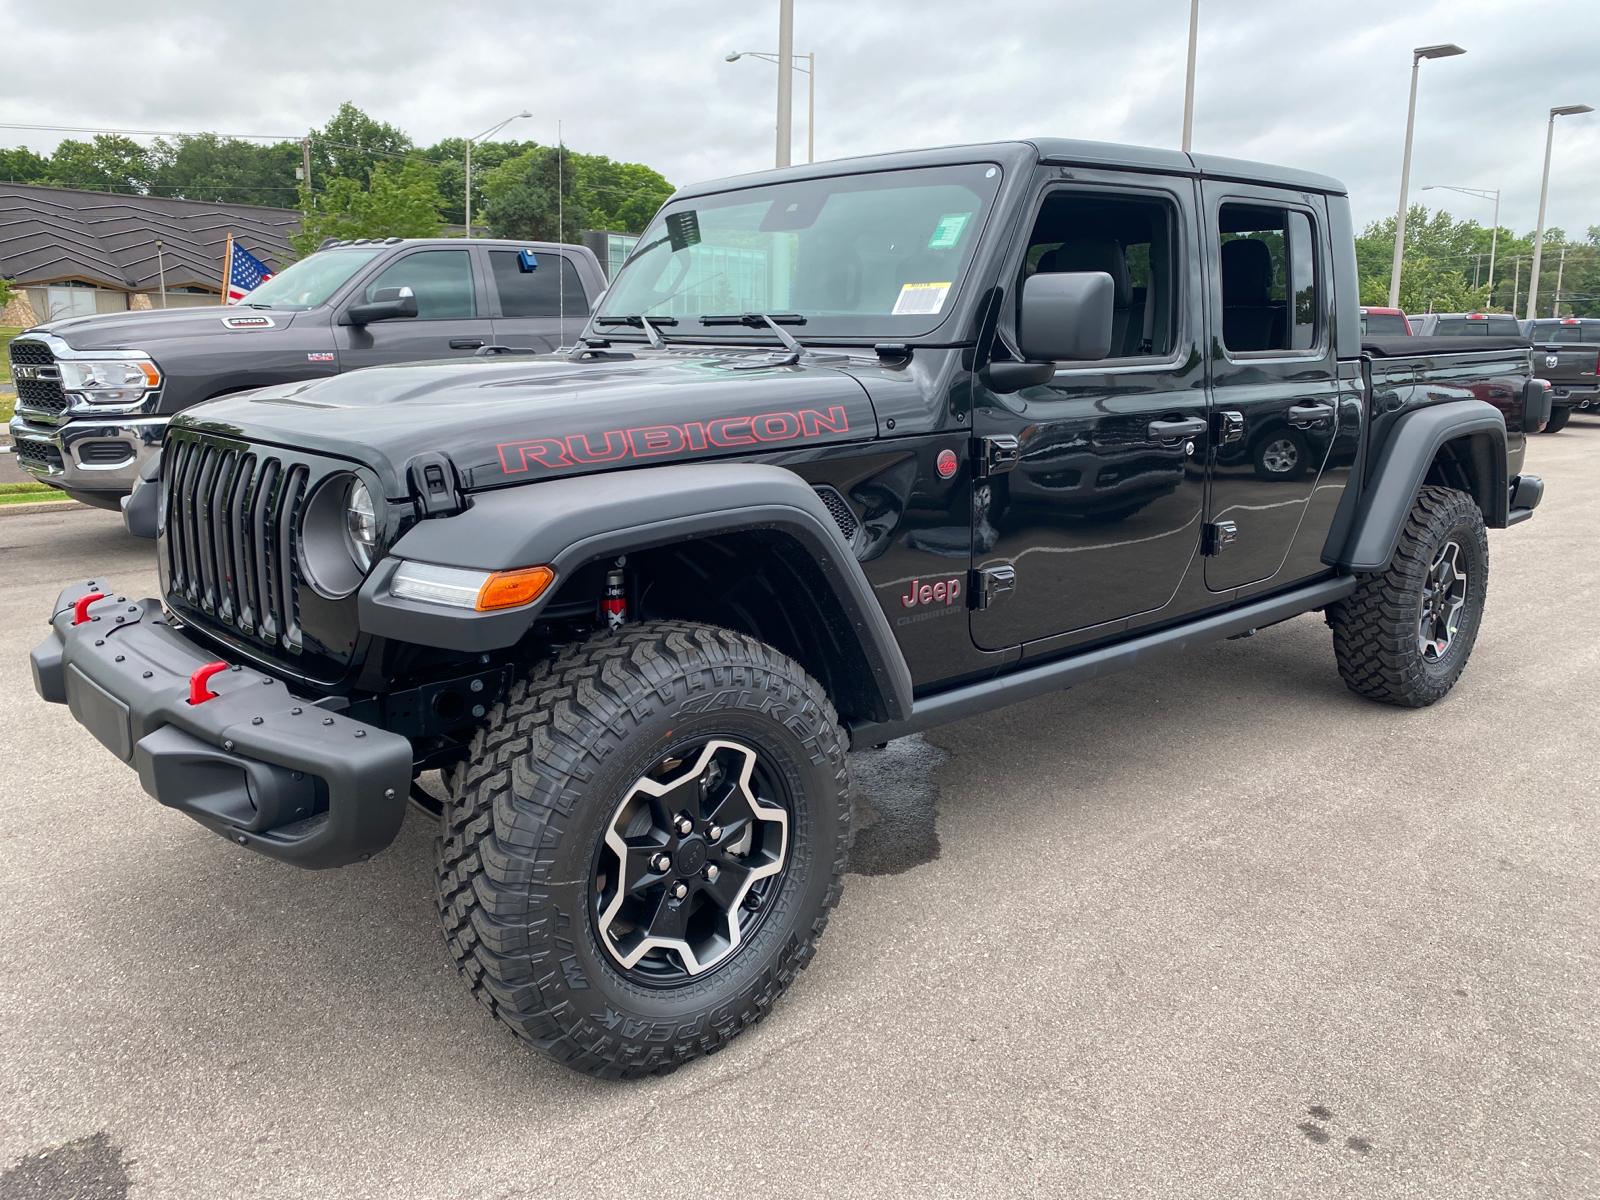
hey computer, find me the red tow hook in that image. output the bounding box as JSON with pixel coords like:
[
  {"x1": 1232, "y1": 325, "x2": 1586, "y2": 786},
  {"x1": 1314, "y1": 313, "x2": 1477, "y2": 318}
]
[
  {"x1": 187, "y1": 661, "x2": 230, "y2": 706},
  {"x1": 71, "y1": 592, "x2": 107, "y2": 626}
]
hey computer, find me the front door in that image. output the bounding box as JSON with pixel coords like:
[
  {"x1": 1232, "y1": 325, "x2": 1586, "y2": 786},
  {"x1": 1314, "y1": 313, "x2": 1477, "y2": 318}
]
[
  {"x1": 971, "y1": 172, "x2": 1209, "y2": 650},
  {"x1": 1202, "y1": 186, "x2": 1340, "y2": 591},
  {"x1": 334, "y1": 246, "x2": 492, "y2": 368}
]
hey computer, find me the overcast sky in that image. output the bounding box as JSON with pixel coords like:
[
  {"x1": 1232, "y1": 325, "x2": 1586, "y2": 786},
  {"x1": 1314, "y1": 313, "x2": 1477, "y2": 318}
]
[{"x1": 5, "y1": 0, "x2": 1597, "y2": 238}]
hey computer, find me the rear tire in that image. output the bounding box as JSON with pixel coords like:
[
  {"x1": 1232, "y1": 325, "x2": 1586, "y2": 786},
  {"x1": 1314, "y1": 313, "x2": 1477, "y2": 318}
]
[
  {"x1": 1544, "y1": 406, "x2": 1571, "y2": 433},
  {"x1": 435, "y1": 621, "x2": 852, "y2": 1078},
  {"x1": 1327, "y1": 485, "x2": 1488, "y2": 708}
]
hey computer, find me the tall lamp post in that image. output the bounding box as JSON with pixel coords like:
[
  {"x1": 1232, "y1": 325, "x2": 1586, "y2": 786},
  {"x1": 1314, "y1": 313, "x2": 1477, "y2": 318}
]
[
  {"x1": 1388, "y1": 43, "x2": 1466, "y2": 309},
  {"x1": 464, "y1": 110, "x2": 531, "y2": 234},
  {"x1": 1422, "y1": 184, "x2": 1500, "y2": 303},
  {"x1": 1526, "y1": 103, "x2": 1594, "y2": 320},
  {"x1": 726, "y1": 49, "x2": 815, "y2": 165}
]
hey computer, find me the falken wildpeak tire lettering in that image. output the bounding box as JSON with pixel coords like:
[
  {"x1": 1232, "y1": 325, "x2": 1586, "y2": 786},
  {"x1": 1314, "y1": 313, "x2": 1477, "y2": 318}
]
[
  {"x1": 1326, "y1": 485, "x2": 1489, "y2": 708},
  {"x1": 433, "y1": 621, "x2": 852, "y2": 1079}
]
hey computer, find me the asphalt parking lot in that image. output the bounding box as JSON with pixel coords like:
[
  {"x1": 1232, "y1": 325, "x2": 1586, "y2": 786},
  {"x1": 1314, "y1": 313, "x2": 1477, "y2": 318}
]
[{"x1": 1, "y1": 422, "x2": 1597, "y2": 1200}]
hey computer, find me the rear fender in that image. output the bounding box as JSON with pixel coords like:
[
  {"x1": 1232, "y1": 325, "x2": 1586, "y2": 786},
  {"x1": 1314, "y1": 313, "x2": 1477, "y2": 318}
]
[{"x1": 1334, "y1": 399, "x2": 1507, "y2": 573}]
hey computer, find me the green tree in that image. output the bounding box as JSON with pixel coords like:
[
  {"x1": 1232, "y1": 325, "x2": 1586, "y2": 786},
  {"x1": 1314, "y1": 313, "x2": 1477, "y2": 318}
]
[
  {"x1": 0, "y1": 146, "x2": 51, "y2": 183},
  {"x1": 290, "y1": 159, "x2": 444, "y2": 258},
  {"x1": 147, "y1": 134, "x2": 300, "y2": 206},
  {"x1": 479, "y1": 145, "x2": 594, "y2": 242},
  {"x1": 311, "y1": 103, "x2": 413, "y2": 189},
  {"x1": 0, "y1": 276, "x2": 14, "y2": 308},
  {"x1": 425, "y1": 136, "x2": 537, "y2": 226},
  {"x1": 578, "y1": 155, "x2": 674, "y2": 233},
  {"x1": 45, "y1": 135, "x2": 151, "y2": 193}
]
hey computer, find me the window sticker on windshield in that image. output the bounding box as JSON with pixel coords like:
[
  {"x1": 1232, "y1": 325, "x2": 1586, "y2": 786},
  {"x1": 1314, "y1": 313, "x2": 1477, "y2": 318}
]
[
  {"x1": 892, "y1": 281, "x2": 952, "y2": 316},
  {"x1": 928, "y1": 213, "x2": 971, "y2": 250}
]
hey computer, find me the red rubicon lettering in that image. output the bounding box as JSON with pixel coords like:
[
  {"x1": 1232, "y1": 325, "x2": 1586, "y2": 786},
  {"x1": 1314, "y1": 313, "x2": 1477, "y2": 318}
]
[{"x1": 495, "y1": 405, "x2": 851, "y2": 474}]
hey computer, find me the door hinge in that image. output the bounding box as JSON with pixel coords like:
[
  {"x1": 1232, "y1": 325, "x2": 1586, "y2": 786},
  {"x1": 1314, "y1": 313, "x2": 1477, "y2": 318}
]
[
  {"x1": 1203, "y1": 520, "x2": 1239, "y2": 556},
  {"x1": 970, "y1": 564, "x2": 1017, "y2": 609},
  {"x1": 972, "y1": 434, "x2": 1021, "y2": 478},
  {"x1": 1215, "y1": 410, "x2": 1246, "y2": 445}
]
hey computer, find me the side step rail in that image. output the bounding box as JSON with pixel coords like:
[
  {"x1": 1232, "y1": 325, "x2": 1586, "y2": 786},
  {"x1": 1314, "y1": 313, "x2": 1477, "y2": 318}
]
[{"x1": 848, "y1": 575, "x2": 1357, "y2": 746}]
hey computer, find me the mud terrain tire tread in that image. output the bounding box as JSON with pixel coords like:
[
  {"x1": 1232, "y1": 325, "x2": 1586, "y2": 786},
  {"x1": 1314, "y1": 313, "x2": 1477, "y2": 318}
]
[{"x1": 434, "y1": 620, "x2": 851, "y2": 1079}]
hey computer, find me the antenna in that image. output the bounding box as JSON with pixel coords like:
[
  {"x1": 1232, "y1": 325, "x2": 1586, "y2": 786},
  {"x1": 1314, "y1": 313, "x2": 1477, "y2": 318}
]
[{"x1": 558, "y1": 119, "x2": 565, "y2": 339}]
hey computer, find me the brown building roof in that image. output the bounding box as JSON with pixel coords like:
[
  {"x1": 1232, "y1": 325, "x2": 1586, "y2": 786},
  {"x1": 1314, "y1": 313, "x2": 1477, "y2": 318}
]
[{"x1": 0, "y1": 184, "x2": 299, "y2": 292}]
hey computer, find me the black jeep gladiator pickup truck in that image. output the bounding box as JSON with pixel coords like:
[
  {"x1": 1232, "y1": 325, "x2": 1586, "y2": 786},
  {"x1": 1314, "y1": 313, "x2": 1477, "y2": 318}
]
[
  {"x1": 7, "y1": 238, "x2": 605, "y2": 509},
  {"x1": 31, "y1": 139, "x2": 1549, "y2": 1078}
]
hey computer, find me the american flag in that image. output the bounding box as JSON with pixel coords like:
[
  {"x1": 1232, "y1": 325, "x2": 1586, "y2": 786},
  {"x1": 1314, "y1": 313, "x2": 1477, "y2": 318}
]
[{"x1": 224, "y1": 240, "x2": 274, "y2": 304}]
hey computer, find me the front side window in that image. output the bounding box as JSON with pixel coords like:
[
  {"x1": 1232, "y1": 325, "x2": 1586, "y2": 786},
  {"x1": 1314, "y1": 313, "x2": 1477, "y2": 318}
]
[
  {"x1": 1217, "y1": 203, "x2": 1319, "y2": 353},
  {"x1": 364, "y1": 250, "x2": 476, "y2": 319},
  {"x1": 596, "y1": 163, "x2": 1003, "y2": 338},
  {"x1": 228, "y1": 248, "x2": 382, "y2": 311},
  {"x1": 1017, "y1": 190, "x2": 1180, "y2": 360},
  {"x1": 489, "y1": 251, "x2": 585, "y2": 318}
]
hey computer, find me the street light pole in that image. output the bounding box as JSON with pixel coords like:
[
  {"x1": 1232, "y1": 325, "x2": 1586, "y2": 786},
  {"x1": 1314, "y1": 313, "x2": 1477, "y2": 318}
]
[
  {"x1": 775, "y1": 0, "x2": 794, "y2": 168},
  {"x1": 464, "y1": 110, "x2": 532, "y2": 235},
  {"x1": 1422, "y1": 184, "x2": 1500, "y2": 304},
  {"x1": 1526, "y1": 103, "x2": 1594, "y2": 320},
  {"x1": 1181, "y1": 0, "x2": 1199, "y2": 152},
  {"x1": 726, "y1": 50, "x2": 815, "y2": 164},
  {"x1": 1388, "y1": 44, "x2": 1466, "y2": 309}
]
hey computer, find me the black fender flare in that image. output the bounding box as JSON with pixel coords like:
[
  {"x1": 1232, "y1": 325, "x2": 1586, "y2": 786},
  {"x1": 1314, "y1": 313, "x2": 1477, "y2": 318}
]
[
  {"x1": 359, "y1": 462, "x2": 915, "y2": 724},
  {"x1": 1335, "y1": 399, "x2": 1508, "y2": 573}
]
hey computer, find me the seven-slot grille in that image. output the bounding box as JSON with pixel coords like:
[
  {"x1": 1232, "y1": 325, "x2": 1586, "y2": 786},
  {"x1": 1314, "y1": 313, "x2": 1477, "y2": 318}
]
[
  {"x1": 9, "y1": 339, "x2": 68, "y2": 419},
  {"x1": 162, "y1": 432, "x2": 311, "y2": 653}
]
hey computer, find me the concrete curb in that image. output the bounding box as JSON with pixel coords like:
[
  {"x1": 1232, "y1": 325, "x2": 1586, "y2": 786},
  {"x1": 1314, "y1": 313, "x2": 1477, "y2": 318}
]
[{"x1": 0, "y1": 499, "x2": 86, "y2": 518}]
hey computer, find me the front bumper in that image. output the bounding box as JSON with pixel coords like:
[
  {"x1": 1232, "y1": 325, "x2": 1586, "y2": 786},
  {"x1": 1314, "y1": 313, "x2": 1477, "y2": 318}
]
[
  {"x1": 8, "y1": 414, "x2": 168, "y2": 506},
  {"x1": 30, "y1": 582, "x2": 412, "y2": 868}
]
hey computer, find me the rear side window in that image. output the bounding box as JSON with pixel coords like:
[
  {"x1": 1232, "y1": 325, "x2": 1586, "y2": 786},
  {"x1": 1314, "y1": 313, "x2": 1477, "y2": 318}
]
[
  {"x1": 364, "y1": 250, "x2": 477, "y2": 319},
  {"x1": 489, "y1": 252, "x2": 587, "y2": 318},
  {"x1": 1217, "y1": 203, "x2": 1319, "y2": 353}
]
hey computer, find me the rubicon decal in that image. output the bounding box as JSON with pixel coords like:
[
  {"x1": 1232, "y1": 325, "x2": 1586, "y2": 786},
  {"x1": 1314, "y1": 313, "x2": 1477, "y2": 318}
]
[
  {"x1": 496, "y1": 405, "x2": 851, "y2": 473},
  {"x1": 901, "y1": 576, "x2": 963, "y2": 608}
]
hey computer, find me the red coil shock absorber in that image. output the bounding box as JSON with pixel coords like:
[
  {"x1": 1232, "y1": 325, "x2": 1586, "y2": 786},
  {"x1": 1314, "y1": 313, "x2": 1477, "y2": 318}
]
[{"x1": 602, "y1": 558, "x2": 627, "y2": 630}]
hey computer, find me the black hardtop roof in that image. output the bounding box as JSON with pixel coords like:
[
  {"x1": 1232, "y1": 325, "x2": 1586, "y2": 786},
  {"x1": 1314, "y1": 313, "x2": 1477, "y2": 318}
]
[{"x1": 673, "y1": 138, "x2": 1347, "y2": 200}]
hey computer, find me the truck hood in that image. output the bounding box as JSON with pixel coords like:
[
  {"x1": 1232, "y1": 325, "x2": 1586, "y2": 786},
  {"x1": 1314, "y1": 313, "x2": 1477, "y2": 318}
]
[
  {"x1": 26, "y1": 306, "x2": 306, "y2": 352},
  {"x1": 173, "y1": 348, "x2": 881, "y2": 498}
]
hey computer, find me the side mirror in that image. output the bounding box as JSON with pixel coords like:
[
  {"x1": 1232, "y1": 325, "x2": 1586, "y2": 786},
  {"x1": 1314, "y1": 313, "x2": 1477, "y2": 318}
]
[
  {"x1": 1016, "y1": 270, "x2": 1114, "y2": 363},
  {"x1": 344, "y1": 286, "x2": 418, "y2": 325}
]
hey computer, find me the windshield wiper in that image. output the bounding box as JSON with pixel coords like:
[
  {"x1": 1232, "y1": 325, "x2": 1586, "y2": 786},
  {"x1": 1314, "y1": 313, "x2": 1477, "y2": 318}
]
[
  {"x1": 593, "y1": 313, "x2": 677, "y2": 349},
  {"x1": 699, "y1": 313, "x2": 810, "y2": 364}
]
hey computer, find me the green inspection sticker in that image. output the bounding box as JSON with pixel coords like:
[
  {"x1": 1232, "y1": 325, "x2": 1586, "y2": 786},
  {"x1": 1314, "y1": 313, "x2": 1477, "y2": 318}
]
[{"x1": 928, "y1": 212, "x2": 971, "y2": 249}]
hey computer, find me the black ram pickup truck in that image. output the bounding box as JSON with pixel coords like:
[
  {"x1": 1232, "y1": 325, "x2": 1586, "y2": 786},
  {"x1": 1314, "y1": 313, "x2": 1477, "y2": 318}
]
[
  {"x1": 7, "y1": 238, "x2": 605, "y2": 509},
  {"x1": 1526, "y1": 317, "x2": 1600, "y2": 430},
  {"x1": 31, "y1": 138, "x2": 1549, "y2": 1078}
]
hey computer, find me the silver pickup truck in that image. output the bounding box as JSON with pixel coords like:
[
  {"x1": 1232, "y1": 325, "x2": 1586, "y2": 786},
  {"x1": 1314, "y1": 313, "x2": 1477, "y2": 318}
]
[{"x1": 8, "y1": 237, "x2": 606, "y2": 509}]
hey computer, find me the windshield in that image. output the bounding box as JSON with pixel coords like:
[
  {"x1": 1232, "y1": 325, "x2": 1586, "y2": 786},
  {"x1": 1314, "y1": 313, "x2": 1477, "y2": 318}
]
[
  {"x1": 238, "y1": 248, "x2": 383, "y2": 311},
  {"x1": 597, "y1": 163, "x2": 1003, "y2": 339}
]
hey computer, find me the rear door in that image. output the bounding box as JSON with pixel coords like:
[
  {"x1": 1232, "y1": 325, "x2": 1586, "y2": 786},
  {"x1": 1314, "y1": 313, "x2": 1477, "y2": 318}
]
[
  {"x1": 970, "y1": 169, "x2": 1209, "y2": 650},
  {"x1": 486, "y1": 248, "x2": 592, "y2": 352},
  {"x1": 1203, "y1": 184, "x2": 1339, "y2": 592},
  {"x1": 334, "y1": 246, "x2": 493, "y2": 368}
]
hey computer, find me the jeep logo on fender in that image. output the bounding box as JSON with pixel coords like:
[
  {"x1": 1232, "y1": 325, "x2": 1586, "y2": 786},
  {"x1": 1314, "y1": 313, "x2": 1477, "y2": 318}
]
[
  {"x1": 496, "y1": 405, "x2": 851, "y2": 473},
  {"x1": 901, "y1": 576, "x2": 963, "y2": 608}
]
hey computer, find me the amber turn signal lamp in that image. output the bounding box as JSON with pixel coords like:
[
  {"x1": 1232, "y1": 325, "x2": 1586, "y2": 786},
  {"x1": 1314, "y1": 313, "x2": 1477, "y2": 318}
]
[{"x1": 476, "y1": 566, "x2": 555, "y2": 611}]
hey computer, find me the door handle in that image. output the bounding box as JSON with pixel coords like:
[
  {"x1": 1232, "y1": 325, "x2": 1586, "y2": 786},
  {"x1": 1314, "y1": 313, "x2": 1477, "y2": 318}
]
[
  {"x1": 1287, "y1": 402, "x2": 1334, "y2": 428},
  {"x1": 448, "y1": 337, "x2": 485, "y2": 350},
  {"x1": 1147, "y1": 416, "x2": 1207, "y2": 441}
]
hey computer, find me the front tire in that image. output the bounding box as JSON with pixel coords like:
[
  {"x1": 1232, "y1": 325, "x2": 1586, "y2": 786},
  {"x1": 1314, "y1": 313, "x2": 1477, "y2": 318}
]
[
  {"x1": 435, "y1": 622, "x2": 852, "y2": 1078},
  {"x1": 1327, "y1": 485, "x2": 1488, "y2": 707}
]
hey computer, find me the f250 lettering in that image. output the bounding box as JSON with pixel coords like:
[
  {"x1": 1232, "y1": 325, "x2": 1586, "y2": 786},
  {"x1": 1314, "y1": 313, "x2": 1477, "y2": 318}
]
[{"x1": 495, "y1": 405, "x2": 852, "y2": 473}]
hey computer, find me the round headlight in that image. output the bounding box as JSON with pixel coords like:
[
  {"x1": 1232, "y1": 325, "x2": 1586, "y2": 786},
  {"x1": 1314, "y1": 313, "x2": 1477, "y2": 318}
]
[
  {"x1": 344, "y1": 479, "x2": 376, "y2": 571},
  {"x1": 300, "y1": 474, "x2": 379, "y2": 599}
]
